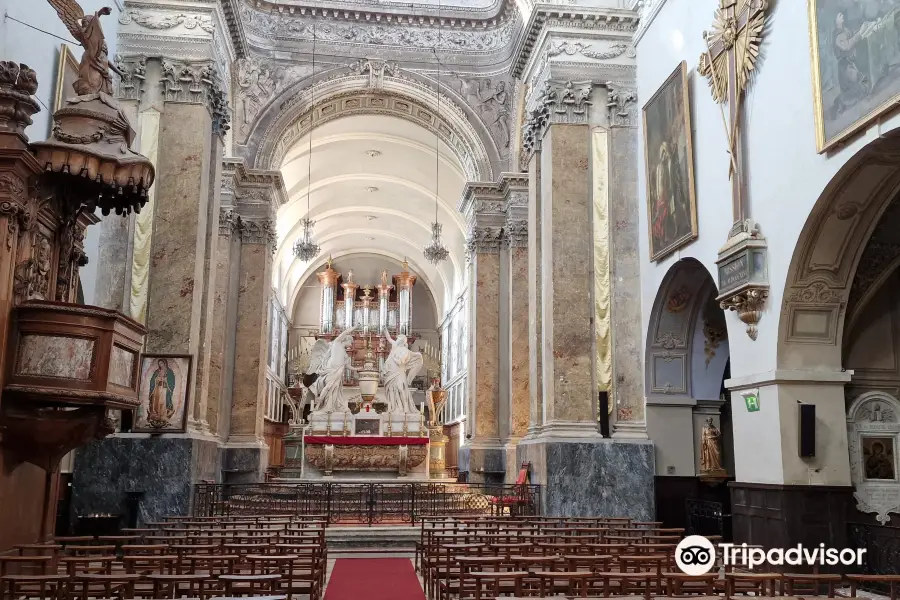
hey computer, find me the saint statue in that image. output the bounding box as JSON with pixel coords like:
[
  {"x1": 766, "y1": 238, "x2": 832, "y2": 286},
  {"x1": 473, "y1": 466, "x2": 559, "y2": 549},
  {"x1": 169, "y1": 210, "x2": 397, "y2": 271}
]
[
  {"x1": 700, "y1": 417, "x2": 725, "y2": 475},
  {"x1": 382, "y1": 327, "x2": 423, "y2": 414},
  {"x1": 148, "y1": 358, "x2": 176, "y2": 425},
  {"x1": 47, "y1": 1, "x2": 123, "y2": 96},
  {"x1": 306, "y1": 328, "x2": 357, "y2": 413}
]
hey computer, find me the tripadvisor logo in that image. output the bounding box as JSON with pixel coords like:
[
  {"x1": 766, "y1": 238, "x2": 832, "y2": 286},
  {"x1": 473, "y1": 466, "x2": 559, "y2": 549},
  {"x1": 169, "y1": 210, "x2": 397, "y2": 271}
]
[{"x1": 675, "y1": 536, "x2": 867, "y2": 575}]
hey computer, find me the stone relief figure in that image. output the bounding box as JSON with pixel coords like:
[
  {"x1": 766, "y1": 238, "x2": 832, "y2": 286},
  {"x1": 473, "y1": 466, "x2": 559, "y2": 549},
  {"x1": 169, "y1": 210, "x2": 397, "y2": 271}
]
[
  {"x1": 306, "y1": 327, "x2": 357, "y2": 413},
  {"x1": 47, "y1": 0, "x2": 122, "y2": 96},
  {"x1": 382, "y1": 327, "x2": 423, "y2": 414},
  {"x1": 700, "y1": 417, "x2": 726, "y2": 475},
  {"x1": 236, "y1": 59, "x2": 285, "y2": 135}
]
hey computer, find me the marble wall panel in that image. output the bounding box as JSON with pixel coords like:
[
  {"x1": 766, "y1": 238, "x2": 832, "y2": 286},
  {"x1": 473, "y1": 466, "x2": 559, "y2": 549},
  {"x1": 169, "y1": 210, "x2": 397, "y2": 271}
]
[
  {"x1": 510, "y1": 246, "x2": 530, "y2": 437},
  {"x1": 611, "y1": 129, "x2": 647, "y2": 422},
  {"x1": 71, "y1": 437, "x2": 220, "y2": 526},
  {"x1": 206, "y1": 234, "x2": 234, "y2": 436},
  {"x1": 93, "y1": 216, "x2": 130, "y2": 312},
  {"x1": 145, "y1": 103, "x2": 212, "y2": 359},
  {"x1": 472, "y1": 253, "x2": 501, "y2": 440},
  {"x1": 546, "y1": 124, "x2": 594, "y2": 423},
  {"x1": 16, "y1": 335, "x2": 94, "y2": 380},
  {"x1": 230, "y1": 243, "x2": 271, "y2": 439},
  {"x1": 528, "y1": 150, "x2": 544, "y2": 432}
]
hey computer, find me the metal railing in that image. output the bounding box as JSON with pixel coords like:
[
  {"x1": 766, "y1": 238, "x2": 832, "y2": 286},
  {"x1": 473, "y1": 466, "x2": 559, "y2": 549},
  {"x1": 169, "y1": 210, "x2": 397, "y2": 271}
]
[
  {"x1": 848, "y1": 521, "x2": 900, "y2": 591},
  {"x1": 193, "y1": 482, "x2": 541, "y2": 526}
]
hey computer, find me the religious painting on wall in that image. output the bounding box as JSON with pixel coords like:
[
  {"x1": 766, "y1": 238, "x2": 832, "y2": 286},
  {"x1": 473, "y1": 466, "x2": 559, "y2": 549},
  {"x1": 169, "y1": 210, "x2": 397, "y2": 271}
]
[
  {"x1": 863, "y1": 436, "x2": 897, "y2": 480},
  {"x1": 809, "y1": 0, "x2": 900, "y2": 151},
  {"x1": 134, "y1": 354, "x2": 192, "y2": 433},
  {"x1": 642, "y1": 61, "x2": 698, "y2": 262},
  {"x1": 53, "y1": 44, "x2": 79, "y2": 129}
]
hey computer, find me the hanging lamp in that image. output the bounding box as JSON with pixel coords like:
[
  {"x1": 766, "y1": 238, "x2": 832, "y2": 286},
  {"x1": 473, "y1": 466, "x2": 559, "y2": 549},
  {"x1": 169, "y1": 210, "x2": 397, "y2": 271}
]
[
  {"x1": 293, "y1": 23, "x2": 321, "y2": 262},
  {"x1": 423, "y1": 0, "x2": 450, "y2": 266}
]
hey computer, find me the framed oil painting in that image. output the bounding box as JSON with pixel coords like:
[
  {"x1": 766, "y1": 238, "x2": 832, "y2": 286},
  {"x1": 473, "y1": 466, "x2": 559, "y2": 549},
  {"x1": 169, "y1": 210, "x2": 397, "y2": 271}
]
[
  {"x1": 643, "y1": 61, "x2": 698, "y2": 262},
  {"x1": 862, "y1": 435, "x2": 897, "y2": 481},
  {"x1": 134, "y1": 354, "x2": 192, "y2": 433},
  {"x1": 809, "y1": 0, "x2": 900, "y2": 152},
  {"x1": 53, "y1": 44, "x2": 79, "y2": 114}
]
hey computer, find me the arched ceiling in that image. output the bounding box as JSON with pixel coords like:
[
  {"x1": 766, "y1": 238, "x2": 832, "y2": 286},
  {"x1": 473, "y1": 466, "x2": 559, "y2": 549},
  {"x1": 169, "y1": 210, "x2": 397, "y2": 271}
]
[{"x1": 275, "y1": 114, "x2": 467, "y2": 315}]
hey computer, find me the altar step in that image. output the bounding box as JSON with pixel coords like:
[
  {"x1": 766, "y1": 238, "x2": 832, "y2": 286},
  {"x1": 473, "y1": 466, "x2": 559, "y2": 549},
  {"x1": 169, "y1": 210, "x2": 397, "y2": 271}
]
[{"x1": 325, "y1": 526, "x2": 419, "y2": 551}]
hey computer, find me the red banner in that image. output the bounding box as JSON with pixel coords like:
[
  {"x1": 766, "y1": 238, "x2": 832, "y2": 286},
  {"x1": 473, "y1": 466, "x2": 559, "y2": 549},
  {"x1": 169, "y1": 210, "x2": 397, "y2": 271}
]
[{"x1": 303, "y1": 436, "x2": 429, "y2": 446}]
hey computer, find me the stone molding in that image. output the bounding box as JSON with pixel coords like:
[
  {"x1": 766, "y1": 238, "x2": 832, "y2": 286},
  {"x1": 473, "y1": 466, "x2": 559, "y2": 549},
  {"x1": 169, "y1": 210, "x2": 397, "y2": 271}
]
[
  {"x1": 467, "y1": 226, "x2": 504, "y2": 256},
  {"x1": 522, "y1": 80, "x2": 593, "y2": 156},
  {"x1": 119, "y1": 9, "x2": 215, "y2": 33},
  {"x1": 459, "y1": 172, "x2": 530, "y2": 254},
  {"x1": 222, "y1": 158, "x2": 288, "y2": 208},
  {"x1": 218, "y1": 207, "x2": 238, "y2": 237},
  {"x1": 238, "y1": 216, "x2": 277, "y2": 253},
  {"x1": 512, "y1": 5, "x2": 639, "y2": 79}
]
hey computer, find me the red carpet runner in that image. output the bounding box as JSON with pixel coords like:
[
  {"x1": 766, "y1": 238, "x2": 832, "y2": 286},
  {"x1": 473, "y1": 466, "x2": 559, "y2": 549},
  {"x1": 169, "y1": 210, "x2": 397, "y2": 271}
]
[{"x1": 324, "y1": 558, "x2": 425, "y2": 600}]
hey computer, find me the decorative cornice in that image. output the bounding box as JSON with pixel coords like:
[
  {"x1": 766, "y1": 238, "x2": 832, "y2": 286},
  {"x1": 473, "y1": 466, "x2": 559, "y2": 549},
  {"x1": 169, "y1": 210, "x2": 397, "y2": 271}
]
[
  {"x1": 522, "y1": 80, "x2": 593, "y2": 156},
  {"x1": 511, "y1": 6, "x2": 639, "y2": 79},
  {"x1": 633, "y1": 0, "x2": 668, "y2": 47},
  {"x1": 222, "y1": 157, "x2": 288, "y2": 208},
  {"x1": 119, "y1": 9, "x2": 215, "y2": 33}
]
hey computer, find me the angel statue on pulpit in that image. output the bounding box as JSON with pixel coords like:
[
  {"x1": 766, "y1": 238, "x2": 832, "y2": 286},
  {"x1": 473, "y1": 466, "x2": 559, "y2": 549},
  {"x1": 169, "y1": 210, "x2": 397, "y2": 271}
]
[
  {"x1": 382, "y1": 327, "x2": 423, "y2": 414},
  {"x1": 306, "y1": 328, "x2": 357, "y2": 413}
]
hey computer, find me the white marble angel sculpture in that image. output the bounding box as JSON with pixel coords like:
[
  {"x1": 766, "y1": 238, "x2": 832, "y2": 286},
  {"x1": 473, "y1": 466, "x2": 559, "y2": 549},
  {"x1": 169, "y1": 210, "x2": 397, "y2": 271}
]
[
  {"x1": 381, "y1": 327, "x2": 424, "y2": 414},
  {"x1": 305, "y1": 328, "x2": 356, "y2": 413}
]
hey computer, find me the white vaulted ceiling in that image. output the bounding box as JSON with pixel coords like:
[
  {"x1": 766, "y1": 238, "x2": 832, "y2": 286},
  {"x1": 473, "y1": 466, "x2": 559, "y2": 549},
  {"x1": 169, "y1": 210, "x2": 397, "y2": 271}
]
[{"x1": 276, "y1": 114, "x2": 468, "y2": 317}]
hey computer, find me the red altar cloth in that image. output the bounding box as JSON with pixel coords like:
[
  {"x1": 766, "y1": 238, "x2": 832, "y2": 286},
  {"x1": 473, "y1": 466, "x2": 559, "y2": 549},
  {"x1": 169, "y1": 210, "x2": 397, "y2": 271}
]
[{"x1": 303, "y1": 436, "x2": 429, "y2": 446}]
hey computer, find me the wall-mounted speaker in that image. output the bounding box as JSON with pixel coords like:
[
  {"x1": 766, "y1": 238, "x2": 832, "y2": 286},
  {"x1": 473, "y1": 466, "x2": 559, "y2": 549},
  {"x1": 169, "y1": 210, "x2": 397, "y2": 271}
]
[
  {"x1": 599, "y1": 391, "x2": 610, "y2": 438},
  {"x1": 799, "y1": 404, "x2": 816, "y2": 458}
]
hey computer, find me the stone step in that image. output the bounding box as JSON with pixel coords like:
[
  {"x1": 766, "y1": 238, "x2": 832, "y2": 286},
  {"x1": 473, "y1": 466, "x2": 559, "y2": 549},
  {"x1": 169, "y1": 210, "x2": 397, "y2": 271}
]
[{"x1": 325, "y1": 526, "x2": 419, "y2": 550}]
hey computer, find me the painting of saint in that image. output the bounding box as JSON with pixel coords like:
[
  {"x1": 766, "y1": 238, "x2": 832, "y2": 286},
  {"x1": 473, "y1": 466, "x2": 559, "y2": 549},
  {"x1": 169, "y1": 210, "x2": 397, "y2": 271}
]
[
  {"x1": 810, "y1": 0, "x2": 900, "y2": 151},
  {"x1": 134, "y1": 354, "x2": 192, "y2": 433},
  {"x1": 643, "y1": 61, "x2": 698, "y2": 262},
  {"x1": 863, "y1": 436, "x2": 897, "y2": 480}
]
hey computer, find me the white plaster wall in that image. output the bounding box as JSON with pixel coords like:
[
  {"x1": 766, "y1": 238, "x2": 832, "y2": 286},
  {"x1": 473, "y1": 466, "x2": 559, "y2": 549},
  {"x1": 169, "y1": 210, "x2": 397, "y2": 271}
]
[
  {"x1": 0, "y1": 0, "x2": 122, "y2": 305},
  {"x1": 636, "y1": 0, "x2": 900, "y2": 380},
  {"x1": 647, "y1": 404, "x2": 696, "y2": 476}
]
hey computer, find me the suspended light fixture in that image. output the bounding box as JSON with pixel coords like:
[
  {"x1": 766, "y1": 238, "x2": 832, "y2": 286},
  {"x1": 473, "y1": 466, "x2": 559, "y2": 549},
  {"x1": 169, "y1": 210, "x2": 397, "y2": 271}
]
[
  {"x1": 423, "y1": 0, "x2": 450, "y2": 266},
  {"x1": 293, "y1": 23, "x2": 321, "y2": 262}
]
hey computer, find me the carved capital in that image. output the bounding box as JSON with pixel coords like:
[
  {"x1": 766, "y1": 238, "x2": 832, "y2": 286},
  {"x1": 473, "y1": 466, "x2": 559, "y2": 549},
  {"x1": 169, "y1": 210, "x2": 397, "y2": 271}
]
[
  {"x1": 114, "y1": 55, "x2": 147, "y2": 101},
  {"x1": 218, "y1": 208, "x2": 238, "y2": 237},
  {"x1": 159, "y1": 59, "x2": 231, "y2": 135},
  {"x1": 606, "y1": 82, "x2": 637, "y2": 127},
  {"x1": 522, "y1": 80, "x2": 593, "y2": 156},
  {"x1": 466, "y1": 226, "x2": 503, "y2": 257},
  {"x1": 720, "y1": 287, "x2": 769, "y2": 341},
  {"x1": 504, "y1": 218, "x2": 528, "y2": 249},
  {"x1": 238, "y1": 217, "x2": 277, "y2": 254}
]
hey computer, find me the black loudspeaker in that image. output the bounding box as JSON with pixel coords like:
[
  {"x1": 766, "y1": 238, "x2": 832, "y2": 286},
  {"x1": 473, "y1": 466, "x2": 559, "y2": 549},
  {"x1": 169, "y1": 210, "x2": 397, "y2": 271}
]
[
  {"x1": 599, "y1": 391, "x2": 610, "y2": 438},
  {"x1": 799, "y1": 404, "x2": 816, "y2": 458}
]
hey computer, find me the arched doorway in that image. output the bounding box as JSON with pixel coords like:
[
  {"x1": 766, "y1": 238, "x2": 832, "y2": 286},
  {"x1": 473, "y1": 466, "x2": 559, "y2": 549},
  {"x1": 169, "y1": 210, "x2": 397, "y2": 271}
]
[
  {"x1": 776, "y1": 134, "x2": 900, "y2": 574},
  {"x1": 645, "y1": 258, "x2": 733, "y2": 536}
]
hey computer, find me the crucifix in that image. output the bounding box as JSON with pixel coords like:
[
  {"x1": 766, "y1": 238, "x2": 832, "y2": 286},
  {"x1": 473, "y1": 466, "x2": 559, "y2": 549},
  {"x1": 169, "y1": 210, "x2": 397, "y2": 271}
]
[{"x1": 698, "y1": 0, "x2": 768, "y2": 234}]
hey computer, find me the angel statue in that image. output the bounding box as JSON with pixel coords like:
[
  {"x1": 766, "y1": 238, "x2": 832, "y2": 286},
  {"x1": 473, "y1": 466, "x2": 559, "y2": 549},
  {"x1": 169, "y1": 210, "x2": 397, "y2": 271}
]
[
  {"x1": 47, "y1": 0, "x2": 123, "y2": 96},
  {"x1": 381, "y1": 327, "x2": 423, "y2": 414},
  {"x1": 305, "y1": 328, "x2": 357, "y2": 413}
]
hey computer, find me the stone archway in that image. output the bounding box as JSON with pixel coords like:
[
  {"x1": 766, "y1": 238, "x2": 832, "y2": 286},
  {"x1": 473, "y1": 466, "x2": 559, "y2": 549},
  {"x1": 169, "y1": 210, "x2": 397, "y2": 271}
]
[
  {"x1": 645, "y1": 258, "x2": 733, "y2": 532},
  {"x1": 779, "y1": 134, "x2": 900, "y2": 372},
  {"x1": 238, "y1": 65, "x2": 500, "y2": 182}
]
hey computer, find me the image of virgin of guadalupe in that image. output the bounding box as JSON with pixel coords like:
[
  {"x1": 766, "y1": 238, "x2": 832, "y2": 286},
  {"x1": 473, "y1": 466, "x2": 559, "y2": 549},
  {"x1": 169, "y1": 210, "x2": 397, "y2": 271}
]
[{"x1": 148, "y1": 358, "x2": 176, "y2": 426}]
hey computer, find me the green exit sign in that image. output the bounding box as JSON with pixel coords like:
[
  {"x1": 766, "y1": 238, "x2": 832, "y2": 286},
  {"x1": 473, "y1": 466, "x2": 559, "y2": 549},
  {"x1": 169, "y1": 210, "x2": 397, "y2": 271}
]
[{"x1": 744, "y1": 393, "x2": 760, "y2": 412}]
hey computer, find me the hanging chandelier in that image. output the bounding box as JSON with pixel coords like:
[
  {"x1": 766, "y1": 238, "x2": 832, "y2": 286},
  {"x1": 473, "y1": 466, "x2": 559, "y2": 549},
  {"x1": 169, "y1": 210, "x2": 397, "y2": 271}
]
[
  {"x1": 293, "y1": 217, "x2": 320, "y2": 262},
  {"x1": 293, "y1": 23, "x2": 320, "y2": 262},
  {"x1": 424, "y1": 222, "x2": 450, "y2": 265},
  {"x1": 423, "y1": 1, "x2": 450, "y2": 266}
]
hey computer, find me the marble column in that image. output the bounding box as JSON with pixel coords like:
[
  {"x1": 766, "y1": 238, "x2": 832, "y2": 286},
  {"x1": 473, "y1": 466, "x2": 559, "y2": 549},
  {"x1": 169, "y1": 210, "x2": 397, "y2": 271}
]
[
  {"x1": 501, "y1": 175, "x2": 530, "y2": 482},
  {"x1": 458, "y1": 184, "x2": 505, "y2": 484},
  {"x1": 515, "y1": 81, "x2": 653, "y2": 520},
  {"x1": 225, "y1": 193, "x2": 279, "y2": 482}
]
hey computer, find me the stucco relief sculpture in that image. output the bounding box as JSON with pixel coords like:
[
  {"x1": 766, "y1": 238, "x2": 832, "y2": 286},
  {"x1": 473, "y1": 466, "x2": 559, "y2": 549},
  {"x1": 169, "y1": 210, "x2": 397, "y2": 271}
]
[
  {"x1": 306, "y1": 328, "x2": 358, "y2": 413},
  {"x1": 848, "y1": 392, "x2": 900, "y2": 524},
  {"x1": 382, "y1": 327, "x2": 424, "y2": 414}
]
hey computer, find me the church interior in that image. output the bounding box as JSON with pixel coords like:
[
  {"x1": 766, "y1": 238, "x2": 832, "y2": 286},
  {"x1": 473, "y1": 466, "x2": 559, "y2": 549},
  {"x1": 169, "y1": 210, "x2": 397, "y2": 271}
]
[{"x1": 1, "y1": 0, "x2": 900, "y2": 596}]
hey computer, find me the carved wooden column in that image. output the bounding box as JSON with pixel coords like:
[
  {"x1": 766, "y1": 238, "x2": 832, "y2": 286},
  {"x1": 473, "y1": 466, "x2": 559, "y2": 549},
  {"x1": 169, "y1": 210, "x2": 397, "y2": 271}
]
[{"x1": 458, "y1": 183, "x2": 505, "y2": 483}]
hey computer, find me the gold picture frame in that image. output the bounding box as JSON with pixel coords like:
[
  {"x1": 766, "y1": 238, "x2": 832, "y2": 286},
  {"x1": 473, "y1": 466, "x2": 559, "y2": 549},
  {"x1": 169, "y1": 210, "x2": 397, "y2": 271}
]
[
  {"x1": 808, "y1": 1, "x2": 900, "y2": 152},
  {"x1": 642, "y1": 61, "x2": 698, "y2": 262},
  {"x1": 53, "y1": 44, "x2": 79, "y2": 124}
]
